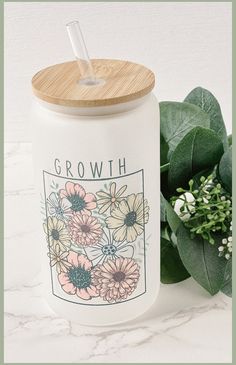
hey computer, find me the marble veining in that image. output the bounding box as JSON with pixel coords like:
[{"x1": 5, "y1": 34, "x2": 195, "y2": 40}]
[{"x1": 4, "y1": 142, "x2": 232, "y2": 363}]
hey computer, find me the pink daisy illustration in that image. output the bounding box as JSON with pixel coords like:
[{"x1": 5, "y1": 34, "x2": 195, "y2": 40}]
[
  {"x1": 93, "y1": 257, "x2": 140, "y2": 303},
  {"x1": 58, "y1": 251, "x2": 98, "y2": 300},
  {"x1": 69, "y1": 213, "x2": 103, "y2": 247},
  {"x1": 59, "y1": 181, "x2": 96, "y2": 215}
]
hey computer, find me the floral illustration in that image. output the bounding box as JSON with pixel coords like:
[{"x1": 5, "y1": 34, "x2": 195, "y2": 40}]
[
  {"x1": 43, "y1": 216, "x2": 71, "y2": 251},
  {"x1": 93, "y1": 257, "x2": 140, "y2": 303},
  {"x1": 59, "y1": 181, "x2": 97, "y2": 215},
  {"x1": 47, "y1": 192, "x2": 72, "y2": 220},
  {"x1": 68, "y1": 213, "x2": 103, "y2": 247},
  {"x1": 96, "y1": 182, "x2": 127, "y2": 214},
  {"x1": 43, "y1": 177, "x2": 149, "y2": 304},
  {"x1": 106, "y1": 193, "x2": 149, "y2": 242},
  {"x1": 58, "y1": 251, "x2": 98, "y2": 300},
  {"x1": 85, "y1": 227, "x2": 134, "y2": 266},
  {"x1": 48, "y1": 244, "x2": 71, "y2": 273}
]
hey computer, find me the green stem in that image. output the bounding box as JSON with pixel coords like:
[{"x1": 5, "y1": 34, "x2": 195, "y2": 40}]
[{"x1": 160, "y1": 163, "x2": 170, "y2": 173}]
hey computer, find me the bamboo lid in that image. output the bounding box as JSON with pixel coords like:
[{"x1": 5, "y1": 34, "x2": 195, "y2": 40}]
[{"x1": 32, "y1": 59, "x2": 155, "y2": 107}]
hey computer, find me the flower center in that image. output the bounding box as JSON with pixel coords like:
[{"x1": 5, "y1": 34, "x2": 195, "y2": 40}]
[
  {"x1": 113, "y1": 271, "x2": 126, "y2": 282},
  {"x1": 68, "y1": 195, "x2": 86, "y2": 212},
  {"x1": 124, "y1": 211, "x2": 137, "y2": 226},
  {"x1": 68, "y1": 266, "x2": 91, "y2": 289},
  {"x1": 102, "y1": 244, "x2": 117, "y2": 256},
  {"x1": 111, "y1": 197, "x2": 116, "y2": 203},
  {"x1": 55, "y1": 206, "x2": 64, "y2": 216},
  {"x1": 80, "y1": 224, "x2": 90, "y2": 233},
  {"x1": 51, "y1": 229, "x2": 60, "y2": 240}
]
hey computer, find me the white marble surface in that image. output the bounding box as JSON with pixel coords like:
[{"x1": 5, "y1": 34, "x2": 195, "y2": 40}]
[{"x1": 4, "y1": 143, "x2": 232, "y2": 363}]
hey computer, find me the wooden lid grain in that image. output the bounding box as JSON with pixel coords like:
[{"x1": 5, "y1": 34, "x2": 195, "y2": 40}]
[{"x1": 32, "y1": 59, "x2": 155, "y2": 107}]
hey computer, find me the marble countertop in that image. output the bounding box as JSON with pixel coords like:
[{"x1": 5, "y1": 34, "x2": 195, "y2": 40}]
[{"x1": 4, "y1": 143, "x2": 232, "y2": 363}]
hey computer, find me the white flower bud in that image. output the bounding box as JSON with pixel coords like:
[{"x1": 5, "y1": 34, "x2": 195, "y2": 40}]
[
  {"x1": 174, "y1": 192, "x2": 195, "y2": 222},
  {"x1": 218, "y1": 246, "x2": 224, "y2": 252}
]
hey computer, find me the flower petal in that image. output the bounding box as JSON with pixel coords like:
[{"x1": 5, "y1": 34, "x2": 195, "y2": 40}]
[
  {"x1": 110, "y1": 206, "x2": 126, "y2": 220},
  {"x1": 47, "y1": 217, "x2": 54, "y2": 230},
  {"x1": 133, "y1": 193, "x2": 143, "y2": 212},
  {"x1": 113, "y1": 225, "x2": 127, "y2": 242},
  {"x1": 62, "y1": 283, "x2": 76, "y2": 295},
  {"x1": 59, "y1": 189, "x2": 67, "y2": 199},
  {"x1": 98, "y1": 200, "x2": 111, "y2": 214},
  {"x1": 106, "y1": 216, "x2": 124, "y2": 229},
  {"x1": 119, "y1": 200, "x2": 130, "y2": 215},
  {"x1": 87, "y1": 286, "x2": 99, "y2": 297},
  {"x1": 77, "y1": 254, "x2": 92, "y2": 270},
  {"x1": 110, "y1": 182, "x2": 116, "y2": 196},
  {"x1": 84, "y1": 193, "x2": 96, "y2": 203},
  {"x1": 118, "y1": 244, "x2": 134, "y2": 258},
  {"x1": 61, "y1": 198, "x2": 72, "y2": 210},
  {"x1": 116, "y1": 185, "x2": 127, "y2": 197},
  {"x1": 74, "y1": 183, "x2": 86, "y2": 198},
  {"x1": 48, "y1": 192, "x2": 59, "y2": 207},
  {"x1": 126, "y1": 226, "x2": 138, "y2": 242},
  {"x1": 85, "y1": 201, "x2": 97, "y2": 210},
  {"x1": 58, "y1": 272, "x2": 70, "y2": 285},
  {"x1": 56, "y1": 219, "x2": 65, "y2": 231},
  {"x1": 65, "y1": 181, "x2": 76, "y2": 196},
  {"x1": 96, "y1": 191, "x2": 110, "y2": 198},
  {"x1": 43, "y1": 222, "x2": 48, "y2": 234},
  {"x1": 77, "y1": 288, "x2": 91, "y2": 300},
  {"x1": 126, "y1": 194, "x2": 136, "y2": 210},
  {"x1": 67, "y1": 251, "x2": 79, "y2": 266},
  {"x1": 133, "y1": 223, "x2": 144, "y2": 236}
]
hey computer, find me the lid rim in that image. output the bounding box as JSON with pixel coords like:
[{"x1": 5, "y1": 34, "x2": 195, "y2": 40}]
[{"x1": 32, "y1": 59, "x2": 155, "y2": 107}]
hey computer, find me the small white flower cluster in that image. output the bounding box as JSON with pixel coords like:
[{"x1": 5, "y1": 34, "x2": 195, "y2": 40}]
[{"x1": 218, "y1": 224, "x2": 232, "y2": 260}]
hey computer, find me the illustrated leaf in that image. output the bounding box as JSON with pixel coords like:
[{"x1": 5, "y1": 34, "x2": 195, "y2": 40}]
[
  {"x1": 176, "y1": 224, "x2": 227, "y2": 295},
  {"x1": 218, "y1": 146, "x2": 232, "y2": 194},
  {"x1": 228, "y1": 134, "x2": 232, "y2": 146},
  {"x1": 160, "y1": 132, "x2": 169, "y2": 166},
  {"x1": 161, "y1": 237, "x2": 190, "y2": 284},
  {"x1": 168, "y1": 127, "x2": 224, "y2": 192},
  {"x1": 184, "y1": 87, "x2": 228, "y2": 150},
  {"x1": 160, "y1": 101, "x2": 210, "y2": 155},
  {"x1": 221, "y1": 258, "x2": 232, "y2": 297}
]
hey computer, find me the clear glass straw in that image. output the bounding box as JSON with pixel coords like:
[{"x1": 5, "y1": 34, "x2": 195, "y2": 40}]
[{"x1": 66, "y1": 20, "x2": 96, "y2": 85}]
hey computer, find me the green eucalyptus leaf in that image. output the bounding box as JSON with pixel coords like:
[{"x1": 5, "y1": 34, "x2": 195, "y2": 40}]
[
  {"x1": 164, "y1": 198, "x2": 182, "y2": 235},
  {"x1": 161, "y1": 237, "x2": 190, "y2": 284},
  {"x1": 160, "y1": 132, "x2": 169, "y2": 165},
  {"x1": 168, "y1": 127, "x2": 224, "y2": 192},
  {"x1": 161, "y1": 171, "x2": 171, "y2": 199},
  {"x1": 160, "y1": 101, "x2": 210, "y2": 156},
  {"x1": 218, "y1": 146, "x2": 232, "y2": 194},
  {"x1": 177, "y1": 225, "x2": 227, "y2": 295},
  {"x1": 161, "y1": 223, "x2": 170, "y2": 240},
  {"x1": 160, "y1": 192, "x2": 167, "y2": 222},
  {"x1": 184, "y1": 87, "x2": 228, "y2": 150},
  {"x1": 221, "y1": 258, "x2": 232, "y2": 297},
  {"x1": 228, "y1": 134, "x2": 232, "y2": 146}
]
